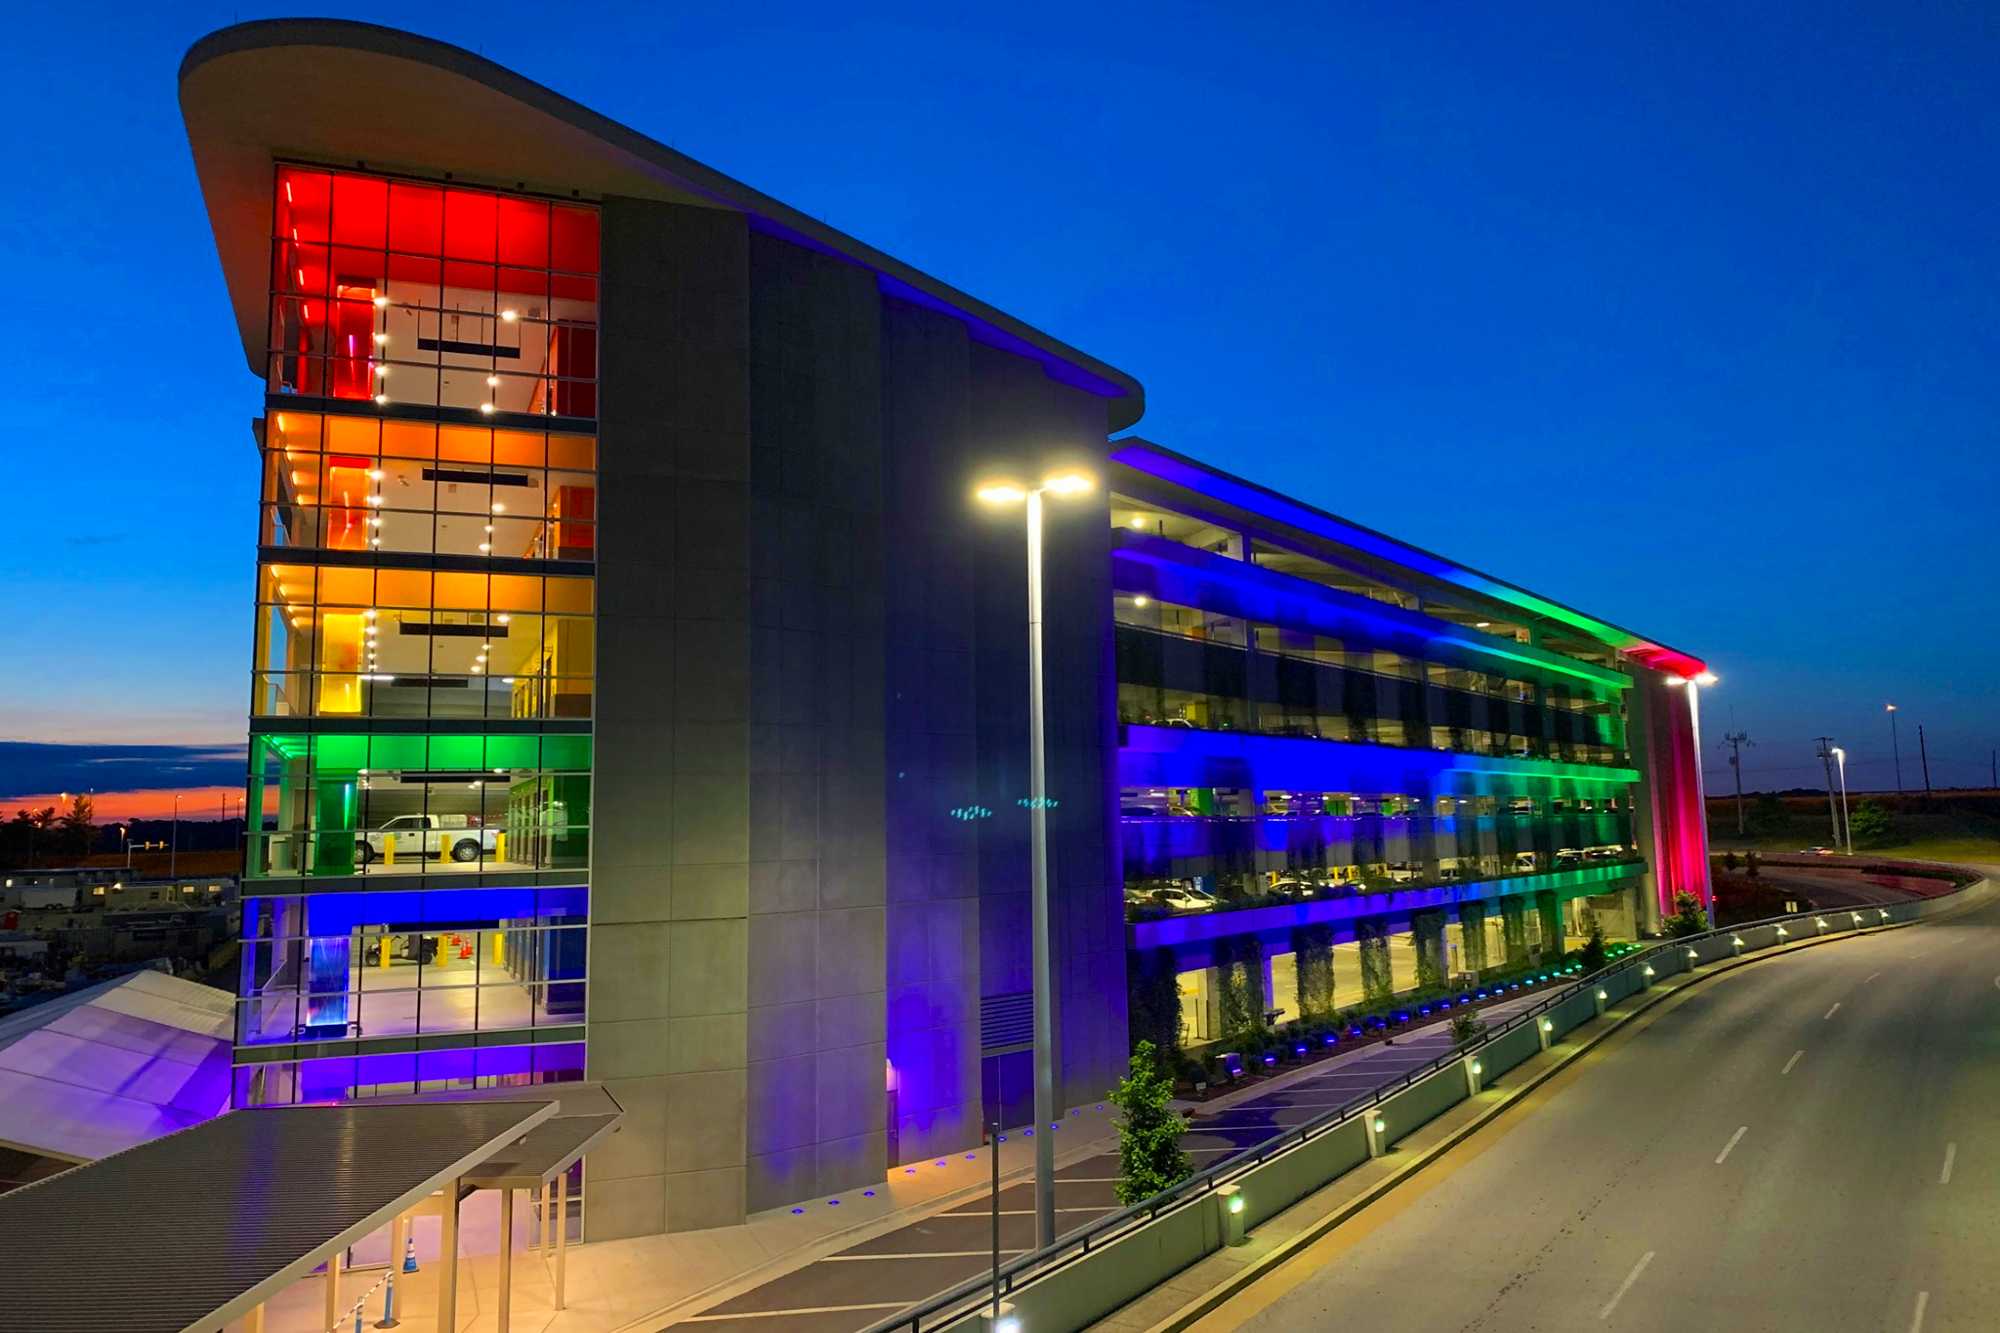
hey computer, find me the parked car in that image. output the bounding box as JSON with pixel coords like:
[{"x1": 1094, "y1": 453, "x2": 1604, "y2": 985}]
[
  {"x1": 1156, "y1": 885, "x2": 1215, "y2": 912},
  {"x1": 355, "y1": 814, "x2": 498, "y2": 864}
]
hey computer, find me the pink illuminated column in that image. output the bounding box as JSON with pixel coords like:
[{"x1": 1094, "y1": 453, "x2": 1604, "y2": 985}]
[{"x1": 1636, "y1": 670, "x2": 1713, "y2": 917}]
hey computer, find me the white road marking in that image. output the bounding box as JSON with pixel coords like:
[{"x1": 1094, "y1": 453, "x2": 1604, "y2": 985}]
[
  {"x1": 821, "y1": 1250, "x2": 1028, "y2": 1261},
  {"x1": 1825, "y1": 1002, "x2": 1842, "y2": 1019},
  {"x1": 1715, "y1": 1126, "x2": 1749, "y2": 1165},
  {"x1": 1598, "y1": 1250, "x2": 1655, "y2": 1320},
  {"x1": 1782, "y1": 1050, "x2": 1805, "y2": 1075},
  {"x1": 1941, "y1": 1143, "x2": 1956, "y2": 1185},
  {"x1": 1991, "y1": 975, "x2": 2000, "y2": 991},
  {"x1": 936, "y1": 1200, "x2": 1112, "y2": 1208},
  {"x1": 683, "y1": 1302, "x2": 913, "y2": 1321},
  {"x1": 1864, "y1": 971, "x2": 1881, "y2": 983},
  {"x1": 1910, "y1": 1289, "x2": 1929, "y2": 1333}
]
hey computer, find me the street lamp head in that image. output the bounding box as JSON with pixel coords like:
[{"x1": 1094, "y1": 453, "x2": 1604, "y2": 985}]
[
  {"x1": 1663, "y1": 677, "x2": 1688, "y2": 689},
  {"x1": 1885, "y1": 703, "x2": 1897, "y2": 712},
  {"x1": 1694, "y1": 671, "x2": 1719, "y2": 686},
  {"x1": 974, "y1": 482, "x2": 1029, "y2": 506},
  {"x1": 1042, "y1": 471, "x2": 1094, "y2": 497}
]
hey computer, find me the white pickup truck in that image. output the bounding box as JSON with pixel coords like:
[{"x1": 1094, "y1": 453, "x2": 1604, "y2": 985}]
[{"x1": 354, "y1": 814, "x2": 500, "y2": 865}]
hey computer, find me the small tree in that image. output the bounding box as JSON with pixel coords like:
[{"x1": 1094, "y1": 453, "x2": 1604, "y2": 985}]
[
  {"x1": 58, "y1": 793, "x2": 95, "y2": 858},
  {"x1": 1450, "y1": 1010, "x2": 1487, "y2": 1049},
  {"x1": 1578, "y1": 922, "x2": 1607, "y2": 975},
  {"x1": 1848, "y1": 799, "x2": 1896, "y2": 849},
  {"x1": 1664, "y1": 890, "x2": 1708, "y2": 938},
  {"x1": 1110, "y1": 1040, "x2": 1192, "y2": 1205}
]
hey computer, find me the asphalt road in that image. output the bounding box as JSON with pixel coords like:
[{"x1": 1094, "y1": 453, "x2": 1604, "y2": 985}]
[
  {"x1": 1198, "y1": 867, "x2": 2000, "y2": 1333},
  {"x1": 671, "y1": 992, "x2": 1543, "y2": 1331}
]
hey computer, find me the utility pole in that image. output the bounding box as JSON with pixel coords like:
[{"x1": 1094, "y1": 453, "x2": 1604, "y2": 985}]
[
  {"x1": 1723, "y1": 732, "x2": 1753, "y2": 834},
  {"x1": 1918, "y1": 725, "x2": 1932, "y2": 797},
  {"x1": 1814, "y1": 738, "x2": 1841, "y2": 845}
]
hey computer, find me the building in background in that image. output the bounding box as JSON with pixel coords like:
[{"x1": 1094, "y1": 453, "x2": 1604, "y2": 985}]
[{"x1": 182, "y1": 20, "x2": 1705, "y2": 1241}]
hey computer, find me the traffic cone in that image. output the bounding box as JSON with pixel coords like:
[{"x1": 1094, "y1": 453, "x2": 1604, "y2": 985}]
[{"x1": 403, "y1": 1233, "x2": 419, "y2": 1273}]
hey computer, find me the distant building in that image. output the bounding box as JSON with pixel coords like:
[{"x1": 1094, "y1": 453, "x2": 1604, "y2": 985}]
[{"x1": 183, "y1": 19, "x2": 1708, "y2": 1240}]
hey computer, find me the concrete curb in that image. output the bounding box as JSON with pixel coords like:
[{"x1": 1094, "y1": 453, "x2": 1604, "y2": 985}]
[{"x1": 1130, "y1": 885, "x2": 1991, "y2": 1333}]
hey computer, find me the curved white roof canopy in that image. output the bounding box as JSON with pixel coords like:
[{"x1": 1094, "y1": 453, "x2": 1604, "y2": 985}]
[{"x1": 180, "y1": 20, "x2": 1145, "y2": 430}]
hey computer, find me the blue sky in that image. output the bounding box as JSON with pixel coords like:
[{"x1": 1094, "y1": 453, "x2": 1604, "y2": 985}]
[{"x1": 1, "y1": 2, "x2": 1994, "y2": 794}]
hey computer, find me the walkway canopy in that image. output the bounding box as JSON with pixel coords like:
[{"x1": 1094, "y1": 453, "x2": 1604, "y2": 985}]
[
  {"x1": 0, "y1": 1099, "x2": 558, "y2": 1332},
  {"x1": 0, "y1": 970, "x2": 233, "y2": 1170}
]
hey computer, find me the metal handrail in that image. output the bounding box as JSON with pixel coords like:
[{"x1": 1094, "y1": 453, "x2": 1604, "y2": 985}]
[{"x1": 860, "y1": 904, "x2": 1900, "y2": 1333}]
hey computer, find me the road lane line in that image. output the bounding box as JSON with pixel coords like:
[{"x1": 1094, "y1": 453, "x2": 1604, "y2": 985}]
[
  {"x1": 1864, "y1": 971, "x2": 1881, "y2": 983},
  {"x1": 1715, "y1": 1126, "x2": 1749, "y2": 1165},
  {"x1": 936, "y1": 1200, "x2": 1112, "y2": 1208},
  {"x1": 683, "y1": 1302, "x2": 914, "y2": 1321},
  {"x1": 1782, "y1": 1050, "x2": 1805, "y2": 1075},
  {"x1": 1599, "y1": 1250, "x2": 1655, "y2": 1320},
  {"x1": 1824, "y1": 1002, "x2": 1842, "y2": 1019},
  {"x1": 1941, "y1": 1143, "x2": 1956, "y2": 1185},
  {"x1": 1911, "y1": 1290, "x2": 1929, "y2": 1333},
  {"x1": 822, "y1": 1250, "x2": 1028, "y2": 1261}
]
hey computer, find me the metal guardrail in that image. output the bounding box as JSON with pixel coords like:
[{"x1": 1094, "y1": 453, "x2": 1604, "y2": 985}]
[{"x1": 860, "y1": 898, "x2": 1937, "y2": 1333}]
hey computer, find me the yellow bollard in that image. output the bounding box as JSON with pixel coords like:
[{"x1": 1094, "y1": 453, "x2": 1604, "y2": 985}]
[
  {"x1": 382, "y1": 832, "x2": 395, "y2": 866},
  {"x1": 491, "y1": 931, "x2": 505, "y2": 967},
  {"x1": 379, "y1": 935, "x2": 392, "y2": 969},
  {"x1": 496, "y1": 830, "x2": 507, "y2": 864}
]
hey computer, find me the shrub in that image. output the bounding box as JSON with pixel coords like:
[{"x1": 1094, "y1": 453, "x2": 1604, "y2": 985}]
[
  {"x1": 1578, "y1": 923, "x2": 1608, "y2": 975},
  {"x1": 1848, "y1": 799, "x2": 1897, "y2": 849},
  {"x1": 1664, "y1": 890, "x2": 1709, "y2": 938},
  {"x1": 1450, "y1": 1011, "x2": 1487, "y2": 1049}
]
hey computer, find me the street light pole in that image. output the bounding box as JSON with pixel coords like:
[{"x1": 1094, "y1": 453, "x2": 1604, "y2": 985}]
[
  {"x1": 1023, "y1": 483, "x2": 1058, "y2": 1253},
  {"x1": 1886, "y1": 704, "x2": 1902, "y2": 794},
  {"x1": 1832, "y1": 747, "x2": 1852, "y2": 854},
  {"x1": 170, "y1": 793, "x2": 181, "y2": 880},
  {"x1": 977, "y1": 469, "x2": 1094, "y2": 1251}
]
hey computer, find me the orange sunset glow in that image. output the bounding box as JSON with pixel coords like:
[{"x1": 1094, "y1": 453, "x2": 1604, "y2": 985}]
[{"x1": 3, "y1": 786, "x2": 249, "y2": 824}]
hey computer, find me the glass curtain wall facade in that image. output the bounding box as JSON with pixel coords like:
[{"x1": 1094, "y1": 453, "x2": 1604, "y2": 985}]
[
  {"x1": 1108, "y1": 442, "x2": 1685, "y2": 1047},
  {"x1": 237, "y1": 164, "x2": 598, "y2": 1107}
]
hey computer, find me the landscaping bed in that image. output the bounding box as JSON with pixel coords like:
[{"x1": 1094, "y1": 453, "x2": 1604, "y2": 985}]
[{"x1": 1170, "y1": 944, "x2": 1647, "y2": 1104}]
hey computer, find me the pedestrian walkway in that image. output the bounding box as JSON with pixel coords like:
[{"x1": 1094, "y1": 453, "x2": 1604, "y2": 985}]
[{"x1": 656, "y1": 990, "x2": 1546, "y2": 1332}]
